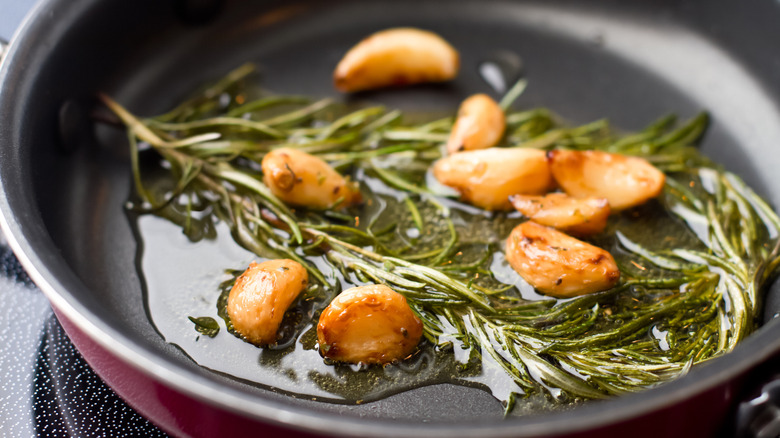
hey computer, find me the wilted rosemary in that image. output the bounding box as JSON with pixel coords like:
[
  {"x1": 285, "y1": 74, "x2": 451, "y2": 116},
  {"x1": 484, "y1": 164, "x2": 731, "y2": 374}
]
[{"x1": 101, "y1": 63, "x2": 780, "y2": 406}]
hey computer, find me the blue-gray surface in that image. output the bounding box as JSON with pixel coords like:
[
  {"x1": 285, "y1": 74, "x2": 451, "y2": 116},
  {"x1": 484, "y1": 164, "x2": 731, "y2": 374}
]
[{"x1": 0, "y1": 0, "x2": 35, "y2": 42}]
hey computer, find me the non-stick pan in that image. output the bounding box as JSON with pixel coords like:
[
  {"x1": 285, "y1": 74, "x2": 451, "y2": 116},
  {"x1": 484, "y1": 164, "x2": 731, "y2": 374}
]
[{"x1": 3, "y1": 0, "x2": 780, "y2": 437}]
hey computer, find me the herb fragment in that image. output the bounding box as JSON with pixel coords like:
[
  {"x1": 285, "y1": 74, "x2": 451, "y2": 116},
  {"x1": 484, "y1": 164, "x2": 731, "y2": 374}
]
[{"x1": 188, "y1": 316, "x2": 220, "y2": 338}]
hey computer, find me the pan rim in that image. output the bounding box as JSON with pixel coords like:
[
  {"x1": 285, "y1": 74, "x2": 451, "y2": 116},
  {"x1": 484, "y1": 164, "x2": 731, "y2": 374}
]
[{"x1": 2, "y1": 0, "x2": 780, "y2": 436}]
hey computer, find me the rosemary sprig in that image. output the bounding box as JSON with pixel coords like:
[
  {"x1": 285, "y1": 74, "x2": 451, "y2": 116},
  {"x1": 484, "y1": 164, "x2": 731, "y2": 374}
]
[{"x1": 102, "y1": 64, "x2": 780, "y2": 406}]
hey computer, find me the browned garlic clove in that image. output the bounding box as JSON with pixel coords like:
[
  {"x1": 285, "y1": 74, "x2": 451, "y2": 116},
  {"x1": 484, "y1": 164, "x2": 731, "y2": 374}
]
[
  {"x1": 446, "y1": 94, "x2": 506, "y2": 154},
  {"x1": 317, "y1": 284, "x2": 423, "y2": 365},
  {"x1": 227, "y1": 259, "x2": 309, "y2": 346},
  {"x1": 505, "y1": 221, "x2": 619, "y2": 298},
  {"x1": 262, "y1": 147, "x2": 361, "y2": 209},
  {"x1": 509, "y1": 192, "x2": 611, "y2": 236},
  {"x1": 547, "y1": 150, "x2": 665, "y2": 210},
  {"x1": 433, "y1": 147, "x2": 553, "y2": 211},
  {"x1": 333, "y1": 28, "x2": 459, "y2": 93}
]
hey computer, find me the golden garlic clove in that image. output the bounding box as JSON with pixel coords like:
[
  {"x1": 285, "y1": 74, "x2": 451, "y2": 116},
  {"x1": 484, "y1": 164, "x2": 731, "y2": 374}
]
[
  {"x1": 509, "y1": 193, "x2": 611, "y2": 236},
  {"x1": 227, "y1": 259, "x2": 309, "y2": 346},
  {"x1": 262, "y1": 148, "x2": 361, "y2": 209},
  {"x1": 333, "y1": 27, "x2": 459, "y2": 93},
  {"x1": 447, "y1": 94, "x2": 506, "y2": 154},
  {"x1": 547, "y1": 150, "x2": 665, "y2": 210},
  {"x1": 432, "y1": 147, "x2": 553, "y2": 211},
  {"x1": 317, "y1": 284, "x2": 423, "y2": 365},
  {"x1": 505, "y1": 221, "x2": 620, "y2": 298}
]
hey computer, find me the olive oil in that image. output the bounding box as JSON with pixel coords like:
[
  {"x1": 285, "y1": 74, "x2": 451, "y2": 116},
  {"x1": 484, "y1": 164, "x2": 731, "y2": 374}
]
[
  {"x1": 105, "y1": 64, "x2": 780, "y2": 414},
  {"x1": 132, "y1": 156, "x2": 720, "y2": 414}
]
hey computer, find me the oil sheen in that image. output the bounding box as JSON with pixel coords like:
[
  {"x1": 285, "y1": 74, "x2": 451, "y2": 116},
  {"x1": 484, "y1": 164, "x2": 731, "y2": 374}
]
[{"x1": 132, "y1": 152, "x2": 699, "y2": 414}]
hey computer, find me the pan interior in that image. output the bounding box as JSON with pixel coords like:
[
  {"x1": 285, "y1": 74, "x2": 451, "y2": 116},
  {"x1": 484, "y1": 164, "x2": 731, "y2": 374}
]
[{"x1": 11, "y1": 0, "x2": 780, "y2": 429}]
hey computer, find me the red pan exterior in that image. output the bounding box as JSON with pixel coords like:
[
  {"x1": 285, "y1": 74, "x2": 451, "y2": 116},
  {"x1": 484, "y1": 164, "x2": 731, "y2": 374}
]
[
  {"x1": 55, "y1": 309, "x2": 323, "y2": 438},
  {"x1": 56, "y1": 304, "x2": 740, "y2": 438}
]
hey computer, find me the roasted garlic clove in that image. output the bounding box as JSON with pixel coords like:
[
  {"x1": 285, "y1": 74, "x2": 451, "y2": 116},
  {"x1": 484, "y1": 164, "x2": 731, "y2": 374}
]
[
  {"x1": 505, "y1": 221, "x2": 619, "y2": 297},
  {"x1": 262, "y1": 148, "x2": 361, "y2": 209},
  {"x1": 447, "y1": 94, "x2": 506, "y2": 154},
  {"x1": 317, "y1": 284, "x2": 423, "y2": 365},
  {"x1": 510, "y1": 193, "x2": 610, "y2": 236},
  {"x1": 333, "y1": 28, "x2": 459, "y2": 93},
  {"x1": 227, "y1": 259, "x2": 309, "y2": 346},
  {"x1": 432, "y1": 147, "x2": 553, "y2": 211},
  {"x1": 547, "y1": 150, "x2": 665, "y2": 210}
]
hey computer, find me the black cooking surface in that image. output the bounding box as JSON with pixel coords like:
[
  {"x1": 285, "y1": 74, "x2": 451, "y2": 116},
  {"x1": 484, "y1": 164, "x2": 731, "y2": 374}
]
[{"x1": 33, "y1": 311, "x2": 168, "y2": 437}]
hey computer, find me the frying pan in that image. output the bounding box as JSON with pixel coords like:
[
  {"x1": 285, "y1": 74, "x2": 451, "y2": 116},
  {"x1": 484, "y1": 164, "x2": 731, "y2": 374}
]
[{"x1": 2, "y1": 0, "x2": 780, "y2": 436}]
